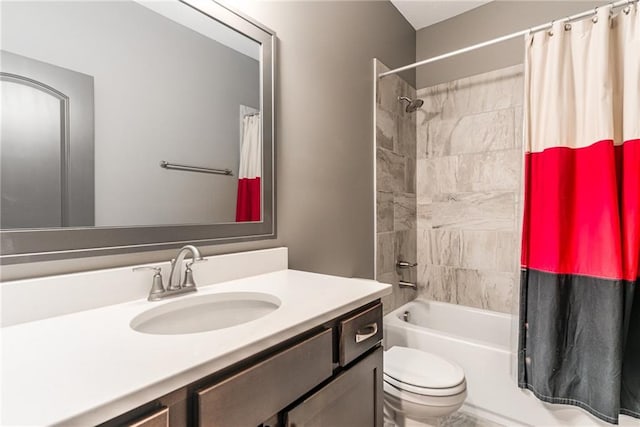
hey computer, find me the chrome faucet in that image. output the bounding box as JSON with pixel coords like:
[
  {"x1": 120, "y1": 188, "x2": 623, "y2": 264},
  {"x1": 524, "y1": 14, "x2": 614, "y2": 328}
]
[
  {"x1": 133, "y1": 245, "x2": 206, "y2": 301},
  {"x1": 168, "y1": 245, "x2": 205, "y2": 291}
]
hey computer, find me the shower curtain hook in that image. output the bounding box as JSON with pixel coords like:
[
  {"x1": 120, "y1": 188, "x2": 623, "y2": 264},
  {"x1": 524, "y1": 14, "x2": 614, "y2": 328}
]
[
  {"x1": 548, "y1": 20, "x2": 555, "y2": 36},
  {"x1": 564, "y1": 17, "x2": 572, "y2": 31},
  {"x1": 592, "y1": 7, "x2": 599, "y2": 23}
]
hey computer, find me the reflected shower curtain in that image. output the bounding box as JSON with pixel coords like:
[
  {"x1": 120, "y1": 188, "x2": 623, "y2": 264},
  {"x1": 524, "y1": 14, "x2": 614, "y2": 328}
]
[
  {"x1": 236, "y1": 113, "x2": 261, "y2": 222},
  {"x1": 518, "y1": 5, "x2": 640, "y2": 424}
]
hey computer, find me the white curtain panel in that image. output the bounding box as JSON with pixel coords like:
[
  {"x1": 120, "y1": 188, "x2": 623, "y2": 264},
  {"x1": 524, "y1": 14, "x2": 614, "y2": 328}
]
[
  {"x1": 239, "y1": 114, "x2": 261, "y2": 180},
  {"x1": 524, "y1": 4, "x2": 639, "y2": 153},
  {"x1": 239, "y1": 104, "x2": 259, "y2": 153}
]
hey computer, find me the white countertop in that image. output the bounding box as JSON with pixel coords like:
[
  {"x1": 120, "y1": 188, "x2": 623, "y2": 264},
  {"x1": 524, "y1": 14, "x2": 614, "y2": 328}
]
[{"x1": 1, "y1": 269, "x2": 390, "y2": 426}]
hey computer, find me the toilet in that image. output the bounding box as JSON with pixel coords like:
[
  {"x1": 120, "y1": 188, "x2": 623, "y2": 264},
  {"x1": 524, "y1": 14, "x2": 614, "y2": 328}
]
[{"x1": 383, "y1": 346, "x2": 467, "y2": 425}]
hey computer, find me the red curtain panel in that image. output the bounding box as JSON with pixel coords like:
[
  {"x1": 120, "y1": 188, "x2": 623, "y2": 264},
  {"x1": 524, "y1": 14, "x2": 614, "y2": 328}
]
[
  {"x1": 236, "y1": 177, "x2": 261, "y2": 222},
  {"x1": 236, "y1": 113, "x2": 261, "y2": 222}
]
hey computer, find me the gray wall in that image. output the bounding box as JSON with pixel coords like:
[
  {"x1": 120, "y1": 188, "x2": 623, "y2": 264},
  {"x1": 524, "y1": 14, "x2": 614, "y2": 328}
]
[
  {"x1": 416, "y1": 1, "x2": 602, "y2": 87},
  {"x1": 2, "y1": 1, "x2": 260, "y2": 226},
  {"x1": 1, "y1": 1, "x2": 415, "y2": 281}
]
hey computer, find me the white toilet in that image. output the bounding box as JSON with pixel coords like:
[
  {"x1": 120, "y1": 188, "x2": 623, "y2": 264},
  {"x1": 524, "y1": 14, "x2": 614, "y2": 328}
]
[{"x1": 383, "y1": 346, "x2": 467, "y2": 425}]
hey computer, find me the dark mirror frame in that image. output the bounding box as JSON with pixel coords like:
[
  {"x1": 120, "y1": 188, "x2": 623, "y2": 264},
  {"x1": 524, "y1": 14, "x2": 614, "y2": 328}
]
[{"x1": 0, "y1": 0, "x2": 276, "y2": 265}]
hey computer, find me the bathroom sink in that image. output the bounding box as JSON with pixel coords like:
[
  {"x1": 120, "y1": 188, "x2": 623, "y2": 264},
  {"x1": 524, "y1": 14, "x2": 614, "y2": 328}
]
[{"x1": 130, "y1": 292, "x2": 281, "y2": 335}]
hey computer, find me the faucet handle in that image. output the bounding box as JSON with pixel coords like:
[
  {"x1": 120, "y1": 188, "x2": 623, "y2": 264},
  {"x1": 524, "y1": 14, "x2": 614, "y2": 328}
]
[
  {"x1": 182, "y1": 259, "x2": 207, "y2": 289},
  {"x1": 396, "y1": 260, "x2": 418, "y2": 269},
  {"x1": 133, "y1": 266, "x2": 166, "y2": 300},
  {"x1": 133, "y1": 266, "x2": 162, "y2": 274}
]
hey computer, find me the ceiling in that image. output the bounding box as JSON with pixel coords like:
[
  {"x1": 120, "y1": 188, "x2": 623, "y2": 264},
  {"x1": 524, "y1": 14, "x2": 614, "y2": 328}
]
[{"x1": 390, "y1": 0, "x2": 493, "y2": 30}]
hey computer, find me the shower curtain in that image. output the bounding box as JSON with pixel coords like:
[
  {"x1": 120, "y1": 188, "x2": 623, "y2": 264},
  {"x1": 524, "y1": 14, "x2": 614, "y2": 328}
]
[
  {"x1": 518, "y1": 4, "x2": 639, "y2": 424},
  {"x1": 236, "y1": 113, "x2": 261, "y2": 222}
]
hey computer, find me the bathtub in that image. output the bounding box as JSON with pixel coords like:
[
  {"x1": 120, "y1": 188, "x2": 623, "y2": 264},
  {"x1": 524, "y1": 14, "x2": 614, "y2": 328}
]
[{"x1": 384, "y1": 299, "x2": 638, "y2": 427}]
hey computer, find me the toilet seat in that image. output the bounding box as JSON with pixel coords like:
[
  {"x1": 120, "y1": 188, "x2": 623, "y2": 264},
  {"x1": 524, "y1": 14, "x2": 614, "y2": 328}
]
[
  {"x1": 384, "y1": 374, "x2": 467, "y2": 397},
  {"x1": 383, "y1": 346, "x2": 466, "y2": 397}
]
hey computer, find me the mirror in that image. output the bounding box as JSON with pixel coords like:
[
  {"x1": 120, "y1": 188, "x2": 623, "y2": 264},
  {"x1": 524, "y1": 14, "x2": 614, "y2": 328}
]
[{"x1": 0, "y1": 0, "x2": 275, "y2": 263}]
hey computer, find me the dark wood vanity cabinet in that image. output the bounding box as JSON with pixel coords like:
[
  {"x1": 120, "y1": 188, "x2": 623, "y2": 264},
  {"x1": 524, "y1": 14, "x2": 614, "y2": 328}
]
[{"x1": 104, "y1": 301, "x2": 383, "y2": 427}]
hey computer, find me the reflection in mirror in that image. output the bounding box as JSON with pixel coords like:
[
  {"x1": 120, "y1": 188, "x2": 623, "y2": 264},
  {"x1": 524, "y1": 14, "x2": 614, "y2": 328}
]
[
  {"x1": 0, "y1": 0, "x2": 275, "y2": 264},
  {"x1": 1, "y1": 0, "x2": 263, "y2": 229}
]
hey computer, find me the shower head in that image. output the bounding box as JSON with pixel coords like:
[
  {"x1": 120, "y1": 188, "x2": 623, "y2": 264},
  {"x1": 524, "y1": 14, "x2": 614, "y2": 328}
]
[{"x1": 398, "y1": 96, "x2": 424, "y2": 113}]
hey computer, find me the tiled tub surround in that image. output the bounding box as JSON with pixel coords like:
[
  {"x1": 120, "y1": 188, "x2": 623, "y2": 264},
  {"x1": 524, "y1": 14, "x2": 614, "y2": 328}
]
[
  {"x1": 415, "y1": 65, "x2": 523, "y2": 314},
  {"x1": 375, "y1": 60, "x2": 417, "y2": 314},
  {"x1": 0, "y1": 248, "x2": 391, "y2": 425}
]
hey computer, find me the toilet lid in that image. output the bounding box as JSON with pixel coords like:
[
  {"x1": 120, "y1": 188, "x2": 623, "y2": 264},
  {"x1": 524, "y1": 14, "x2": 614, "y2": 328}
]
[{"x1": 384, "y1": 346, "x2": 465, "y2": 390}]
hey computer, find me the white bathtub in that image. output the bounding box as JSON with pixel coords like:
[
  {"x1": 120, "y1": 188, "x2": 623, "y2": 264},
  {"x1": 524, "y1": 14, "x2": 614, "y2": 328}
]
[{"x1": 384, "y1": 299, "x2": 639, "y2": 427}]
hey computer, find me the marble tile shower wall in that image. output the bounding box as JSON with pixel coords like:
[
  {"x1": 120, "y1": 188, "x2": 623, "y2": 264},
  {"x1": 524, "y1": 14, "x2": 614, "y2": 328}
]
[
  {"x1": 375, "y1": 61, "x2": 417, "y2": 315},
  {"x1": 415, "y1": 65, "x2": 523, "y2": 314}
]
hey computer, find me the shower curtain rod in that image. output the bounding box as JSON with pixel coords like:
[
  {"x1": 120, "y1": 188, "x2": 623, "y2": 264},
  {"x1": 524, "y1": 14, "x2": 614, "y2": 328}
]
[{"x1": 378, "y1": 0, "x2": 638, "y2": 78}]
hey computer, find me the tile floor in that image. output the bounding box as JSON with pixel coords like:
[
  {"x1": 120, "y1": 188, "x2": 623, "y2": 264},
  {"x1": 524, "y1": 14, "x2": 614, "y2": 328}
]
[{"x1": 388, "y1": 410, "x2": 506, "y2": 427}]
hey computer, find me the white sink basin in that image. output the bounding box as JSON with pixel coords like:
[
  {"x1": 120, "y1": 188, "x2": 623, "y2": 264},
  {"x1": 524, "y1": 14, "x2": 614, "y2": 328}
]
[{"x1": 130, "y1": 292, "x2": 281, "y2": 335}]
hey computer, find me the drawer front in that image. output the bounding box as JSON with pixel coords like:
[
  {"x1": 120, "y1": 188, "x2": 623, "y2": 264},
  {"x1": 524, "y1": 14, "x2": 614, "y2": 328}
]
[
  {"x1": 339, "y1": 303, "x2": 382, "y2": 366},
  {"x1": 126, "y1": 407, "x2": 169, "y2": 427},
  {"x1": 196, "y1": 329, "x2": 333, "y2": 427}
]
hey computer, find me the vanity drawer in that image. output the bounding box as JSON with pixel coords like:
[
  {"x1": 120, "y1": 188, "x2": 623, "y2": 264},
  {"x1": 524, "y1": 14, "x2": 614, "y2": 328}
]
[
  {"x1": 196, "y1": 328, "x2": 333, "y2": 427},
  {"x1": 338, "y1": 303, "x2": 383, "y2": 366}
]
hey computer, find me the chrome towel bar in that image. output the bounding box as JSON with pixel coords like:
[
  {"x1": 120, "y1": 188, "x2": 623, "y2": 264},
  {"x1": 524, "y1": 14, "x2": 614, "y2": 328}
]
[{"x1": 160, "y1": 161, "x2": 233, "y2": 176}]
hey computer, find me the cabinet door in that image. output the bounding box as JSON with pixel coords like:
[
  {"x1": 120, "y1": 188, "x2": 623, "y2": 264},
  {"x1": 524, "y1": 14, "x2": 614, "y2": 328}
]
[{"x1": 285, "y1": 347, "x2": 383, "y2": 427}]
